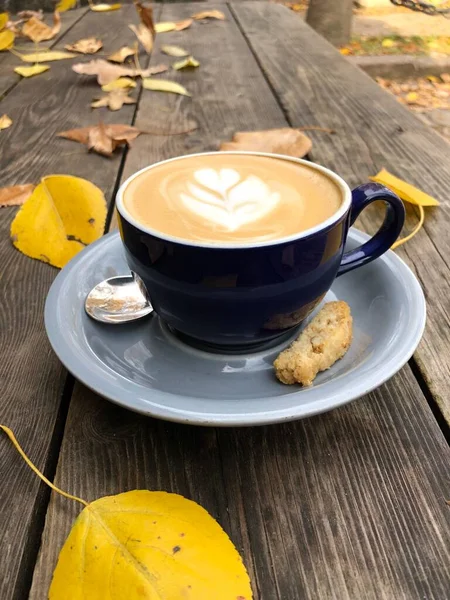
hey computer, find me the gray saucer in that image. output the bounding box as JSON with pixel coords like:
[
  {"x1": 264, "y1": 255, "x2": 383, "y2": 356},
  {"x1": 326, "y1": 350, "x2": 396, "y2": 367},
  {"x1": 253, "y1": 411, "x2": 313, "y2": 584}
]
[{"x1": 44, "y1": 230, "x2": 426, "y2": 427}]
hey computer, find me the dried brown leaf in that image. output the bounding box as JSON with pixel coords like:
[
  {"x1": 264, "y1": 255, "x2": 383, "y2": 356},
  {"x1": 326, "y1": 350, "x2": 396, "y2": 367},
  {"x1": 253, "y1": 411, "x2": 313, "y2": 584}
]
[
  {"x1": 192, "y1": 10, "x2": 225, "y2": 21},
  {"x1": 65, "y1": 37, "x2": 103, "y2": 54},
  {"x1": 107, "y1": 45, "x2": 137, "y2": 63},
  {"x1": 91, "y1": 89, "x2": 136, "y2": 111},
  {"x1": 0, "y1": 184, "x2": 34, "y2": 207},
  {"x1": 72, "y1": 59, "x2": 165, "y2": 85},
  {"x1": 57, "y1": 123, "x2": 144, "y2": 156},
  {"x1": 129, "y1": 23, "x2": 152, "y2": 53},
  {"x1": 22, "y1": 10, "x2": 60, "y2": 43},
  {"x1": 220, "y1": 128, "x2": 312, "y2": 158},
  {"x1": 134, "y1": 1, "x2": 155, "y2": 35},
  {"x1": 174, "y1": 18, "x2": 192, "y2": 31}
]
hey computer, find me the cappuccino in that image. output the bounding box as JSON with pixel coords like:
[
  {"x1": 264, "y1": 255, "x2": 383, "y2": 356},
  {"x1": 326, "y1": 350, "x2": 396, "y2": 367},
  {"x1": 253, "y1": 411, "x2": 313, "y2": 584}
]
[{"x1": 122, "y1": 154, "x2": 342, "y2": 244}]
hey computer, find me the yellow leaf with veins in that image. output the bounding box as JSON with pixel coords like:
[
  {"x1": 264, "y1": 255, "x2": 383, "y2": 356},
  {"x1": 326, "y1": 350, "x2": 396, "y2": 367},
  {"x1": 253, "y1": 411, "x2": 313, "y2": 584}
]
[
  {"x1": 10, "y1": 175, "x2": 106, "y2": 268},
  {"x1": 0, "y1": 30, "x2": 14, "y2": 50},
  {"x1": 370, "y1": 168, "x2": 439, "y2": 249},
  {"x1": 0, "y1": 425, "x2": 253, "y2": 600},
  {"x1": 14, "y1": 64, "x2": 49, "y2": 77}
]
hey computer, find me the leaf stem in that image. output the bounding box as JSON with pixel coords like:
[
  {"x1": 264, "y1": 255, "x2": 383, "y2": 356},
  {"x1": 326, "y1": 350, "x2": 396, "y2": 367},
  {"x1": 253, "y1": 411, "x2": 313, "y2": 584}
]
[{"x1": 0, "y1": 425, "x2": 88, "y2": 507}]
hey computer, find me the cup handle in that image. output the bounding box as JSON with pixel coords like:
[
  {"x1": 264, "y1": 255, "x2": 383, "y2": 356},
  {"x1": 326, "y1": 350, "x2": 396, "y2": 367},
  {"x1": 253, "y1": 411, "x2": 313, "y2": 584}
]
[{"x1": 337, "y1": 182, "x2": 405, "y2": 277}]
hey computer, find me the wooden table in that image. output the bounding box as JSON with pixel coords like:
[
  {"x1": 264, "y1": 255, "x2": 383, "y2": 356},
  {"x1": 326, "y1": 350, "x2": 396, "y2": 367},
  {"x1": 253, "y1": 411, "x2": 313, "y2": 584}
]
[{"x1": 1, "y1": 3, "x2": 449, "y2": 598}]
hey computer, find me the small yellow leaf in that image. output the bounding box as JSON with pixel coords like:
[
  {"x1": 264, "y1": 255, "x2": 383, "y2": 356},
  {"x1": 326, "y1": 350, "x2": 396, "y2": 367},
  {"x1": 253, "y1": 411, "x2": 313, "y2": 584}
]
[
  {"x1": 192, "y1": 10, "x2": 225, "y2": 20},
  {"x1": 56, "y1": 0, "x2": 77, "y2": 11},
  {"x1": 14, "y1": 64, "x2": 50, "y2": 77},
  {"x1": 65, "y1": 37, "x2": 103, "y2": 54},
  {"x1": 142, "y1": 78, "x2": 191, "y2": 96},
  {"x1": 381, "y1": 38, "x2": 396, "y2": 48},
  {"x1": 15, "y1": 50, "x2": 76, "y2": 63},
  {"x1": 0, "y1": 114, "x2": 12, "y2": 130},
  {"x1": 370, "y1": 168, "x2": 439, "y2": 207},
  {"x1": 339, "y1": 47, "x2": 351, "y2": 55},
  {"x1": 0, "y1": 184, "x2": 35, "y2": 207},
  {"x1": 405, "y1": 91, "x2": 419, "y2": 104},
  {"x1": 10, "y1": 175, "x2": 107, "y2": 268},
  {"x1": 0, "y1": 30, "x2": 14, "y2": 51},
  {"x1": 173, "y1": 55, "x2": 200, "y2": 70},
  {"x1": 0, "y1": 12, "x2": 9, "y2": 30},
  {"x1": 161, "y1": 44, "x2": 189, "y2": 57},
  {"x1": 154, "y1": 21, "x2": 176, "y2": 33},
  {"x1": 101, "y1": 77, "x2": 136, "y2": 91},
  {"x1": 89, "y1": 2, "x2": 121, "y2": 12},
  {"x1": 427, "y1": 75, "x2": 439, "y2": 83},
  {"x1": 107, "y1": 45, "x2": 137, "y2": 63}
]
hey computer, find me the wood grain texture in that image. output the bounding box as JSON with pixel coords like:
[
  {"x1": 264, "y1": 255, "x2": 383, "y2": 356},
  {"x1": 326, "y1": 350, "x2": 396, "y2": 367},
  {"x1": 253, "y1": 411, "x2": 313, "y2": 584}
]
[
  {"x1": 0, "y1": 5, "x2": 161, "y2": 600},
  {"x1": 30, "y1": 3, "x2": 450, "y2": 600},
  {"x1": 0, "y1": 8, "x2": 88, "y2": 98},
  {"x1": 233, "y1": 1, "x2": 450, "y2": 425}
]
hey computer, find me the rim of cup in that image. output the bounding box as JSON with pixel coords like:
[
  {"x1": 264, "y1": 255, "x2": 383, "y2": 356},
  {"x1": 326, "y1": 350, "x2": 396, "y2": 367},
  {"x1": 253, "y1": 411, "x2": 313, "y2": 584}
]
[{"x1": 115, "y1": 151, "x2": 352, "y2": 249}]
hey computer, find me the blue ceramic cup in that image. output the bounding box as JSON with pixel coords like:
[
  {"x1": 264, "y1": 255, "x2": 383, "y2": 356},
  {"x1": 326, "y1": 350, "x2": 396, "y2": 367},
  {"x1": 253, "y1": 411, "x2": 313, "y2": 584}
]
[{"x1": 116, "y1": 152, "x2": 405, "y2": 350}]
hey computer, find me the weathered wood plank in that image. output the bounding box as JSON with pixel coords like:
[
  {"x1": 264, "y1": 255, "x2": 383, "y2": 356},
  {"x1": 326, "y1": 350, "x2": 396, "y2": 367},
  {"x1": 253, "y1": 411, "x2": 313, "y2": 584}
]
[
  {"x1": 30, "y1": 3, "x2": 450, "y2": 600},
  {"x1": 0, "y1": 5, "x2": 163, "y2": 599},
  {"x1": 0, "y1": 8, "x2": 89, "y2": 98},
  {"x1": 233, "y1": 1, "x2": 450, "y2": 426}
]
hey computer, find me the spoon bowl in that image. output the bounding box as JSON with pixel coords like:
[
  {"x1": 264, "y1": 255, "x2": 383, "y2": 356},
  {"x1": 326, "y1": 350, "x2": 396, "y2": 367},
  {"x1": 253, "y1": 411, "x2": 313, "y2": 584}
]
[{"x1": 85, "y1": 272, "x2": 153, "y2": 324}]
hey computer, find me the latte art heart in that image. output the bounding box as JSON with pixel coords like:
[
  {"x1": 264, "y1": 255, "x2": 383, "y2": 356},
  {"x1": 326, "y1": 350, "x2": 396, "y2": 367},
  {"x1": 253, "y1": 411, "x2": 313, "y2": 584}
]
[
  {"x1": 122, "y1": 154, "x2": 342, "y2": 245},
  {"x1": 180, "y1": 168, "x2": 281, "y2": 230}
]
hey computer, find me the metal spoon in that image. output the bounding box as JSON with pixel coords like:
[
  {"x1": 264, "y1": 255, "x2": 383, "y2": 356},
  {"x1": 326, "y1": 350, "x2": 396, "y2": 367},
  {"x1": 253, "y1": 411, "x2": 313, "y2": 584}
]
[{"x1": 85, "y1": 271, "x2": 153, "y2": 324}]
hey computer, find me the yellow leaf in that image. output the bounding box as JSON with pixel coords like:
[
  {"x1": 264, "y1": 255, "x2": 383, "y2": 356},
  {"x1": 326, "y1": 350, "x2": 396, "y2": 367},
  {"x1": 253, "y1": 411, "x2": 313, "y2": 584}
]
[
  {"x1": 10, "y1": 175, "x2": 106, "y2": 268},
  {"x1": 142, "y1": 78, "x2": 191, "y2": 96},
  {"x1": 89, "y1": 2, "x2": 121, "y2": 12},
  {"x1": 15, "y1": 50, "x2": 76, "y2": 62},
  {"x1": 370, "y1": 168, "x2": 439, "y2": 207},
  {"x1": 339, "y1": 47, "x2": 351, "y2": 55},
  {"x1": 0, "y1": 425, "x2": 253, "y2": 600},
  {"x1": 101, "y1": 76, "x2": 136, "y2": 91},
  {"x1": 173, "y1": 55, "x2": 199, "y2": 70},
  {"x1": 174, "y1": 18, "x2": 193, "y2": 31},
  {"x1": 56, "y1": 0, "x2": 77, "y2": 12},
  {"x1": 14, "y1": 64, "x2": 49, "y2": 77},
  {"x1": 427, "y1": 75, "x2": 439, "y2": 83},
  {"x1": 381, "y1": 38, "x2": 395, "y2": 48},
  {"x1": 154, "y1": 21, "x2": 176, "y2": 33},
  {"x1": 0, "y1": 114, "x2": 12, "y2": 130},
  {"x1": 192, "y1": 10, "x2": 226, "y2": 20},
  {"x1": 107, "y1": 44, "x2": 137, "y2": 63},
  {"x1": 405, "y1": 91, "x2": 419, "y2": 103},
  {"x1": 0, "y1": 12, "x2": 8, "y2": 30},
  {"x1": 370, "y1": 168, "x2": 439, "y2": 249},
  {"x1": 161, "y1": 44, "x2": 189, "y2": 57},
  {"x1": 0, "y1": 30, "x2": 14, "y2": 51}
]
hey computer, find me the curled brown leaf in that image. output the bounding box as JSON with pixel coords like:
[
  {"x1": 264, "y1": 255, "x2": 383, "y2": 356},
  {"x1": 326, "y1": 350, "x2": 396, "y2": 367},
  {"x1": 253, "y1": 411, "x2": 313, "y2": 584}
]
[
  {"x1": 220, "y1": 128, "x2": 312, "y2": 158},
  {"x1": 0, "y1": 184, "x2": 35, "y2": 207}
]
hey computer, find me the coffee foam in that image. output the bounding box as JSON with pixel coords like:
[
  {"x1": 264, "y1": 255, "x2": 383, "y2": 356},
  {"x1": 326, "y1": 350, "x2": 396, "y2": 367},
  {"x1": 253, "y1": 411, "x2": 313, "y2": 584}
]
[{"x1": 122, "y1": 154, "x2": 342, "y2": 244}]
